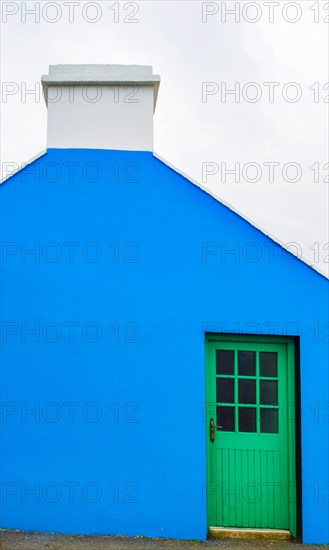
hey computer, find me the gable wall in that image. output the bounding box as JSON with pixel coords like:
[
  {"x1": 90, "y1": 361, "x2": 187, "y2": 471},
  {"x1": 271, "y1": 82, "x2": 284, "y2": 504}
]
[{"x1": 1, "y1": 149, "x2": 328, "y2": 542}]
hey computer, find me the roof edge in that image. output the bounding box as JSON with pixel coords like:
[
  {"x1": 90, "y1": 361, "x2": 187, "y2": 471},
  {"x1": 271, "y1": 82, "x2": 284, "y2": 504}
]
[
  {"x1": 153, "y1": 152, "x2": 329, "y2": 280},
  {"x1": 0, "y1": 150, "x2": 47, "y2": 185},
  {"x1": 1, "y1": 148, "x2": 327, "y2": 280}
]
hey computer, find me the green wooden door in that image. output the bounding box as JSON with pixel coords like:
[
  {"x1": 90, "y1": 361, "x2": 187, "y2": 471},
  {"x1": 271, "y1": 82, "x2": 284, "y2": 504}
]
[{"x1": 205, "y1": 335, "x2": 296, "y2": 535}]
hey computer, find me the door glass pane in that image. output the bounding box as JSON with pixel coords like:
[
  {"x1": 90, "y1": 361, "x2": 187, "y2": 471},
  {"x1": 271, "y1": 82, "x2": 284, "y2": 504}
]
[
  {"x1": 239, "y1": 407, "x2": 256, "y2": 432},
  {"x1": 216, "y1": 378, "x2": 234, "y2": 403},
  {"x1": 260, "y1": 408, "x2": 278, "y2": 433},
  {"x1": 260, "y1": 352, "x2": 277, "y2": 377},
  {"x1": 238, "y1": 351, "x2": 255, "y2": 376},
  {"x1": 238, "y1": 379, "x2": 256, "y2": 404},
  {"x1": 260, "y1": 380, "x2": 278, "y2": 405},
  {"x1": 216, "y1": 350, "x2": 234, "y2": 375},
  {"x1": 217, "y1": 406, "x2": 235, "y2": 432}
]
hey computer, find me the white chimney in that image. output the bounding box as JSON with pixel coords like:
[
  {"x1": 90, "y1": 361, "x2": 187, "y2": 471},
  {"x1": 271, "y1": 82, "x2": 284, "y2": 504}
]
[{"x1": 41, "y1": 64, "x2": 160, "y2": 152}]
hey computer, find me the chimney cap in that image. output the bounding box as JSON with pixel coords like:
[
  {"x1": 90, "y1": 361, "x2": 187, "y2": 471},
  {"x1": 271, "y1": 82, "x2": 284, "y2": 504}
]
[{"x1": 41, "y1": 64, "x2": 161, "y2": 107}]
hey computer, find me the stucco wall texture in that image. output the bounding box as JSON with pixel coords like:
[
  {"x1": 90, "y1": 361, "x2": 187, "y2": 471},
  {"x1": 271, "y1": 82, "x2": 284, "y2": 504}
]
[{"x1": 1, "y1": 149, "x2": 328, "y2": 543}]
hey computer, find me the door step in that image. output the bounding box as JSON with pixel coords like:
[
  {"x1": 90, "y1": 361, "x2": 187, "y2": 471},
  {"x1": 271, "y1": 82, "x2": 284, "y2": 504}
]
[{"x1": 209, "y1": 527, "x2": 292, "y2": 540}]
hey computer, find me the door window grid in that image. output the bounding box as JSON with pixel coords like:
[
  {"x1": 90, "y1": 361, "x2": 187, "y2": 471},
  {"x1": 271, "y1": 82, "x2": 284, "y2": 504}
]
[{"x1": 215, "y1": 349, "x2": 279, "y2": 434}]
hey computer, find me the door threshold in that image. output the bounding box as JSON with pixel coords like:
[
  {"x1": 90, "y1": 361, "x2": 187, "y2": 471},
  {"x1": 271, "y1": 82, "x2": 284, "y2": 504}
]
[{"x1": 209, "y1": 527, "x2": 292, "y2": 540}]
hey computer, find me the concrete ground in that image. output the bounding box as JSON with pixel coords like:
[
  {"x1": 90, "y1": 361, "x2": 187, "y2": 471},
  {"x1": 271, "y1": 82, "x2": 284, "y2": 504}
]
[{"x1": 0, "y1": 531, "x2": 328, "y2": 550}]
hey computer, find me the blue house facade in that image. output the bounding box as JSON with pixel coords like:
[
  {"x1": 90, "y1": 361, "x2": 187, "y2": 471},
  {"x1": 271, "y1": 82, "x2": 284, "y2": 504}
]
[{"x1": 1, "y1": 66, "x2": 328, "y2": 544}]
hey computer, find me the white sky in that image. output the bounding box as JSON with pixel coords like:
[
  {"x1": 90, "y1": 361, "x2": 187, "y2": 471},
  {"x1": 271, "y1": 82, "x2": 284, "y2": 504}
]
[{"x1": 1, "y1": 0, "x2": 328, "y2": 275}]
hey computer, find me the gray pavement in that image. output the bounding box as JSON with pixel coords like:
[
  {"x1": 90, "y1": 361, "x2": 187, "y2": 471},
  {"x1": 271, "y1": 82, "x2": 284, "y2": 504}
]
[{"x1": 0, "y1": 531, "x2": 328, "y2": 550}]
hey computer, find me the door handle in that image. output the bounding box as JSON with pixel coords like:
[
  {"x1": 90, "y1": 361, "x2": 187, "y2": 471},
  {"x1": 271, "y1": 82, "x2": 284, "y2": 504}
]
[{"x1": 210, "y1": 418, "x2": 223, "y2": 442}]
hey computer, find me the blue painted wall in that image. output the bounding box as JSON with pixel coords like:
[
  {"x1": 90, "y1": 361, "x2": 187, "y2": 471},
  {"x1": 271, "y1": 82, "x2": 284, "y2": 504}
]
[{"x1": 1, "y1": 149, "x2": 328, "y2": 543}]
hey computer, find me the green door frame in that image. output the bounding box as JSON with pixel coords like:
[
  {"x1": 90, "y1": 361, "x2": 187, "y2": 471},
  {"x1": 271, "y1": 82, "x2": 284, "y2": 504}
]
[{"x1": 205, "y1": 333, "x2": 297, "y2": 537}]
